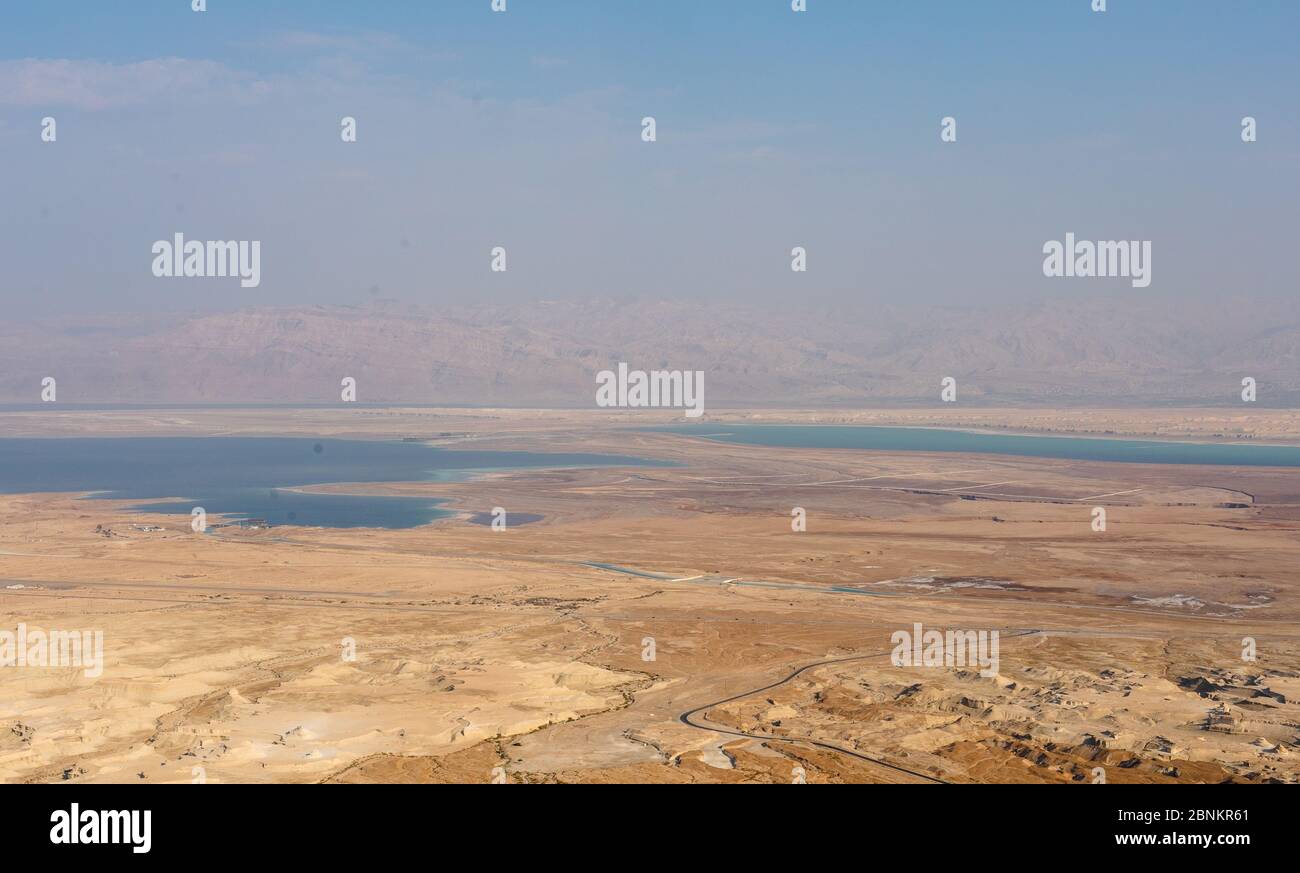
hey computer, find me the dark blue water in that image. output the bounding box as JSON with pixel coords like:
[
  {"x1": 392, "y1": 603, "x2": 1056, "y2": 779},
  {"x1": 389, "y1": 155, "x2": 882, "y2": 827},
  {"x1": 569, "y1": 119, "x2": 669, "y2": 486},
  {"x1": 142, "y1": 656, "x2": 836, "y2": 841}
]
[
  {"x1": 650, "y1": 424, "x2": 1300, "y2": 467},
  {"x1": 0, "y1": 437, "x2": 662, "y2": 529}
]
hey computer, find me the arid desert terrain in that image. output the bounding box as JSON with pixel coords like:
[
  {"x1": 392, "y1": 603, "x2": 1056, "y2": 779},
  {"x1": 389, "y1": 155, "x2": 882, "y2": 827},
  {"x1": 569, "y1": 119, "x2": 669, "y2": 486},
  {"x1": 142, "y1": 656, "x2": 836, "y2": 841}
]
[{"x1": 2, "y1": 406, "x2": 1299, "y2": 784}]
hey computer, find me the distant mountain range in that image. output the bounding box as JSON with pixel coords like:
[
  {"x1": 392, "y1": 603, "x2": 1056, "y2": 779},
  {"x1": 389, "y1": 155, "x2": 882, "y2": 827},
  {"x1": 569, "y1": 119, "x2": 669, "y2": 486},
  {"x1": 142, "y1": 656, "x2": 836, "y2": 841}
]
[{"x1": 3, "y1": 296, "x2": 1298, "y2": 406}]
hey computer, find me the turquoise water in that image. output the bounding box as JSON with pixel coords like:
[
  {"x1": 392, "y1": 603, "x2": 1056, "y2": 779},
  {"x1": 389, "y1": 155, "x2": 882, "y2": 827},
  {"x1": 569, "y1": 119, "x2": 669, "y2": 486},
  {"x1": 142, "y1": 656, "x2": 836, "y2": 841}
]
[
  {"x1": 649, "y1": 424, "x2": 1300, "y2": 467},
  {"x1": 0, "y1": 437, "x2": 663, "y2": 529}
]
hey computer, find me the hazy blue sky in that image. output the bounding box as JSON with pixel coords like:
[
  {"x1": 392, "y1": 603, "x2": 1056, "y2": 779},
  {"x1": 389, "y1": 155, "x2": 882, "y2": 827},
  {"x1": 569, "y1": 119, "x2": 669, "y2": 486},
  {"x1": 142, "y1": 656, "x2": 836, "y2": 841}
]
[{"x1": 2, "y1": 0, "x2": 1296, "y2": 318}]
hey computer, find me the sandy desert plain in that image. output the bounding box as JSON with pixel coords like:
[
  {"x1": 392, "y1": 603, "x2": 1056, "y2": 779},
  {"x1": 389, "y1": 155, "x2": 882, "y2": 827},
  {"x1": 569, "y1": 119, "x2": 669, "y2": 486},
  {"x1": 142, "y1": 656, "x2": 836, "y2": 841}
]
[{"x1": 2, "y1": 405, "x2": 1299, "y2": 784}]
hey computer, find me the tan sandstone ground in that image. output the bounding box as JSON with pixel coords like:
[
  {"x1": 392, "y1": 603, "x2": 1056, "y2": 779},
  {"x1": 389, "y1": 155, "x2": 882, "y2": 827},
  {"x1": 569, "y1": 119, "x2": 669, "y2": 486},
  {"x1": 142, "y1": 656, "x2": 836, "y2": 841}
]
[{"x1": 1, "y1": 407, "x2": 1298, "y2": 783}]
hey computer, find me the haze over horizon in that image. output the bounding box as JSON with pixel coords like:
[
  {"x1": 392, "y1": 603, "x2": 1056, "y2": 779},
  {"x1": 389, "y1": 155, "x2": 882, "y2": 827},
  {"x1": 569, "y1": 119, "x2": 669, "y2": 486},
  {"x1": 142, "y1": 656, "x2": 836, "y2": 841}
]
[
  {"x1": 2, "y1": 0, "x2": 1297, "y2": 321},
  {"x1": 4, "y1": 294, "x2": 1300, "y2": 406}
]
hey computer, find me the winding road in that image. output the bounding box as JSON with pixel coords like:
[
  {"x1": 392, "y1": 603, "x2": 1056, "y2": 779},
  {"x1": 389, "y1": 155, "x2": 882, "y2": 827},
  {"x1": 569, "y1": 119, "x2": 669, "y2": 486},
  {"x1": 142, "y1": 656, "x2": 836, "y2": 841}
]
[{"x1": 677, "y1": 628, "x2": 1043, "y2": 784}]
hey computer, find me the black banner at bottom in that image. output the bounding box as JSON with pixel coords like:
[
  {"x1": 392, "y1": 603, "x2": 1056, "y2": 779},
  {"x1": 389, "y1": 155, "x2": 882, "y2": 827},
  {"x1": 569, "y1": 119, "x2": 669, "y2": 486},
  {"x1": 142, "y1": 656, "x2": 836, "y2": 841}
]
[{"x1": 1, "y1": 785, "x2": 1282, "y2": 858}]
